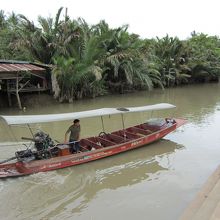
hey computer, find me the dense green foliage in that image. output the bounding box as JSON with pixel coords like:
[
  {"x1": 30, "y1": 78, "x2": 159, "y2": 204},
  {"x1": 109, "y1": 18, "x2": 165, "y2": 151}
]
[{"x1": 0, "y1": 8, "x2": 220, "y2": 102}]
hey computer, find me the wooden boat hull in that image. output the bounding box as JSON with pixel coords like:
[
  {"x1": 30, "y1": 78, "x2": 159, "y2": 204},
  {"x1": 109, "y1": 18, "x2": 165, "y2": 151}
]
[{"x1": 0, "y1": 118, "x2": 186, "y2": 178}]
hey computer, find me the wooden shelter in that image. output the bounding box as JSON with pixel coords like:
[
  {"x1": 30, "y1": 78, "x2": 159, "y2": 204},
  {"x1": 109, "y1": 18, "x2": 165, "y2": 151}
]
[{"x1": 0, "y1": 60, "x2": 49, "y2": 109}]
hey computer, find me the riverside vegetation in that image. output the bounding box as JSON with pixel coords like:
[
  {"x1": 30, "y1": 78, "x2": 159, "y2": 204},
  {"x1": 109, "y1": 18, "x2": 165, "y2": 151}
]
[{"x1": 0, "y1": 8, "x2": 220, "y2": 102}]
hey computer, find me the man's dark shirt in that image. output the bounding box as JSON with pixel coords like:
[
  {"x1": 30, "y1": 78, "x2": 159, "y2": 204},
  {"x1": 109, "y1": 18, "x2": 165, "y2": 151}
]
[{"x1": 66, "y1": 124, "x2": 80, "y2": 140}]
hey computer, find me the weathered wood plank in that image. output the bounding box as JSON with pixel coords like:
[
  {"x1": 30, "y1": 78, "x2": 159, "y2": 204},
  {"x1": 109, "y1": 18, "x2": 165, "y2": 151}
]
[{"x1": 180, "y1": 165, "x2": 220, "y2": 220}]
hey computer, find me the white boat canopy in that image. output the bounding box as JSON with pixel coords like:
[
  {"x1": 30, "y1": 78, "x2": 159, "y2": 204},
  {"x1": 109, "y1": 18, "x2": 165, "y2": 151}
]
[{"x1": 0, "y1": 103, "x2": 176, "y2": 125}]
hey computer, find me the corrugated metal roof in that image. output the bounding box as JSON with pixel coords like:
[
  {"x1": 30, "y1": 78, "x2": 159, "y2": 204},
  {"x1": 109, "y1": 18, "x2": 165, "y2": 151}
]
[
  {"x1": 0, "y1": 59, "x2": 30, "y2": 64},
  {"x1": 0, "y1": 63, "x2": 45, "y2": 73}
]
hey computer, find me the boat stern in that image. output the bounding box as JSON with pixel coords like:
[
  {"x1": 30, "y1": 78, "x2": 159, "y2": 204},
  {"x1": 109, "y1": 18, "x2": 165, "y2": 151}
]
[{"x1": 0, "y1": 162, "x2": 28, "y2": 178}]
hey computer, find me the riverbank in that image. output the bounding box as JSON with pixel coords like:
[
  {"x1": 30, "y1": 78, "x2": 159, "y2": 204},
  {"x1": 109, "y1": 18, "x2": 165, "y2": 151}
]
[{"x1": 0, "y1": 81, "x2": 219, "y2": 109}]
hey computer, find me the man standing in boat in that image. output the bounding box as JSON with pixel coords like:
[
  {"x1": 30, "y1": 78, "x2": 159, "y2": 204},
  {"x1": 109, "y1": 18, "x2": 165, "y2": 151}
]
[{"x1": 65, "y1": 119, "x2": 81, "y2": 153}]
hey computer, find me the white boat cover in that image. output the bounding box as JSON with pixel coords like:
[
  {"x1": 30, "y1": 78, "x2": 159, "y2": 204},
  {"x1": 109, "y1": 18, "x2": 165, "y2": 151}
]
[{"x1": 0, "y1": 103, "x2": 175, "y2": 125}]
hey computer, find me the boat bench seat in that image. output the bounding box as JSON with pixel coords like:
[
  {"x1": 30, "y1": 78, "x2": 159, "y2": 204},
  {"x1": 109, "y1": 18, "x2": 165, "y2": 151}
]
[
  {"x1": 104, "y1": 133, "x2": 125, "y2": 143},
  {"x1": 139, "y1": 124, "x2": 158, "y2": 132},
  {"x1": 124, "y1": 131, "x2": 142, "y2": 139},
  {"x1": 128, "y1": 126, "x2": 151, "y2": 135},
  {"x1": 79, "y1": 145, "x2": 89, "y2": 152},
  {"x1": 97, "y1": 137, "x2": 116, "y2": 147},
  {"x1": 112, "y1": 130, "x2": 142, "y2": 140},
  {"x1": 81, "y1": 138, "x2": 103, "y2": 149},
  {"x1": 111, "y1": 131, "x2": 130, "y2": 140}
]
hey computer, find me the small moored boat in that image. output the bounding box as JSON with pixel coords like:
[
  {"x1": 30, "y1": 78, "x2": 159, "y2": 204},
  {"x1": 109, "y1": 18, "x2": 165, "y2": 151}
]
[{"x1": 0, "y1": 103, "x2": 186, "y2": 178}]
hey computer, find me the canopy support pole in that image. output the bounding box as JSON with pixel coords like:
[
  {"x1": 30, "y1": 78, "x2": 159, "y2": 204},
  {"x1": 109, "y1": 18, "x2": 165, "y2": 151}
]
[
  {"x1": 101, "y1": 116, "x2": 105, "y2": 132},
  {"x1": 121, "y1": 114, "x2": 126, "y2": 140},
  {"x1": 27, "y1": 124, "x2": 34, "y2": 137},
  {"x1": 151, "y1": 111, "x2": 153, "y2": 118},
  {"x1": 121, "y1": 114, "x2": 125, "y2": 130}
]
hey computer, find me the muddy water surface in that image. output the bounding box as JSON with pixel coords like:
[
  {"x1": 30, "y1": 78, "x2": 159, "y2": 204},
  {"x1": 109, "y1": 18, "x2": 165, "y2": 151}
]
[{"x1": 1, "y1": 84, "x2": 220, "y2": 220}]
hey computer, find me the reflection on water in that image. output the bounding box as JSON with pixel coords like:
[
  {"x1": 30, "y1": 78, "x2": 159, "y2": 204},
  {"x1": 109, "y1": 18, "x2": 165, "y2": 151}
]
[
  {"x1": 1, "y1": 83, "x2": 220, "y2": 220},
  {"x1": 0, "y1": 139, "x2": 183, "y2": 220},
  {"x1": 0, "y1": 84, "x2": 220, "y2": 142}
]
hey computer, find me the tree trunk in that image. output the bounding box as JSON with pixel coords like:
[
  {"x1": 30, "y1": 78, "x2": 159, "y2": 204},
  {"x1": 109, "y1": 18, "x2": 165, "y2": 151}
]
[{"x1": 51, "y1": 74, "x2": 60, "y2": 99}]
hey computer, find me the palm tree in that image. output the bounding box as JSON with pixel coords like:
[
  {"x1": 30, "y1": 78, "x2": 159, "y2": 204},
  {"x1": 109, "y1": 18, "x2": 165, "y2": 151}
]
[
  {"x1": 52, "y1": 20, "x2": 106, "y2": 101},
  {"x1": 0, "y1": 11, "x2": 27, "y2": 60},
  {"x1": 0, "y1": 10, "x2": 6, "y2": 28},
  {"x1": 150, "y1": 35, "x2": 191, "y2": 86},
  {"x1": 186, "y1": 33, "x2": 220, "y2": 82},
  {"x1": 15, "y1": 7, "x2": 64, "y2": 63},
  {"x1": 2, "y1": 8, "x2": 220, "y2": 102}
]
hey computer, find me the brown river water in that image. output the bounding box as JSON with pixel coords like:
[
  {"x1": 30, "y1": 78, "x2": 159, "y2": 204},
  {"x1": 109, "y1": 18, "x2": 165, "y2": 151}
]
[{"x1": 1, "y1": 83, "x2": 220, "y2": 220}]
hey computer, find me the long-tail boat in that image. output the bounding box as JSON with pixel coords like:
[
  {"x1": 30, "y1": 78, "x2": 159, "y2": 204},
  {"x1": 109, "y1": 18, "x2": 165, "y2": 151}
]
[{"x1": 0, "y1": 103, "x2": 186, "y2": 178}]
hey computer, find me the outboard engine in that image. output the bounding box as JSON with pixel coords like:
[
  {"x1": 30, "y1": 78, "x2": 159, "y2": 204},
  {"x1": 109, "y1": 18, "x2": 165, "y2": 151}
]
[
  {"x1": 14, "y1": 131, "x2": 57, "y2": 162},
  {"x1": 33, "y1": 131, "x2": 55, "y2": 159},
  {"x1": 34, "y1": 131, "x2": 54, "y2": 151}
]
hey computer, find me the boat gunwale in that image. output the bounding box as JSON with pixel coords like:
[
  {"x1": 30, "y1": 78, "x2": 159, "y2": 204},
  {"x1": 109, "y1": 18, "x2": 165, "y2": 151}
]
[
  {"x1": 4, "y1": 120, "x2": 178, "y2": 167},
  {"x1": 0, "y1": 118, "x2": 186, "y2": 177}
]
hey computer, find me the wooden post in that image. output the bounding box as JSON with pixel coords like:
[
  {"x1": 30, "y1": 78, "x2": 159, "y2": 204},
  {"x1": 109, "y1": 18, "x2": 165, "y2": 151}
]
[
  {"x1": 7, "y1": 92, "x2": 12, "y2": 107},
  {"x1": 6, "y1": 80, "x2": 12, "y2": 107},
  {"x1": 16, "y1": 77, "x2": 22, "y2": 110},
  {"x1": 16, "y1": 91, "x2": 22, "y2": 110}
]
